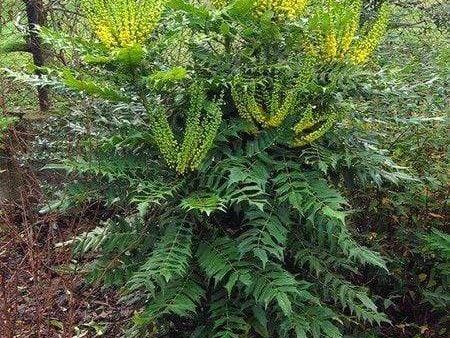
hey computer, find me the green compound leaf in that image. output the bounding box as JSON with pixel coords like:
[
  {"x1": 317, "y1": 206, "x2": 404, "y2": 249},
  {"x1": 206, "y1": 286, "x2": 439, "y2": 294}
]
[{"x1": 181, "y1": 192, "x2": 226, "y2": 216}]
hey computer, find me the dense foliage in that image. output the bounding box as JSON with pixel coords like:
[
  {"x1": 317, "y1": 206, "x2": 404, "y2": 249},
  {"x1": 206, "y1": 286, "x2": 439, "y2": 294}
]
[
  {"x1": 39, "y1": 0, "x2": 392, "y2": 336},
  {"x1": 1, "y1": 0, "x2": 448, "y2": 337}
]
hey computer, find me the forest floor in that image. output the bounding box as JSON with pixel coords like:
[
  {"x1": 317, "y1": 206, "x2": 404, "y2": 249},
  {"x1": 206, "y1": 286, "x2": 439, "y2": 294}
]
[
  {"x1": 0, "y1": 151, "x2": 132, "y2": 338},
  {"x1": 0, "y1": 130, "x2": 132, "y2": 337}
]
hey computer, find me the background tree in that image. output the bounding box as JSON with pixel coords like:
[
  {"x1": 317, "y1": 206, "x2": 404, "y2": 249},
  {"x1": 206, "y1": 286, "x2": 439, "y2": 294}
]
[{"x1": 23, "y1": 0, "x2": 49, "y2": 111}]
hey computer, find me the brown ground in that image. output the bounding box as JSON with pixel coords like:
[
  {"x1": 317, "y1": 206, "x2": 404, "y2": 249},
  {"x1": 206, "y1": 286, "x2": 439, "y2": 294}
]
[{"x1": 0, "y1": 128, "x2": 132, "y2": 338}]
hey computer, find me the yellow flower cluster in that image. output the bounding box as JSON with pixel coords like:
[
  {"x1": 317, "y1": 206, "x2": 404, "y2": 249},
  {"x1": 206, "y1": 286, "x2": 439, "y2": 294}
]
[
  {"x1": 292, "y1": 106, "x2": 337, "y2": 147},
  {"x1": 257, "y1": 0, "x2": 309, "y2": 20},
  {"x1": 148, "y1": 85, "x2": 222, "y2": 173},
  {"x1": 81, "y1": 0, "x2": 165, "y2": 48},
  {"x1": 176, "y1": 86, "x2": 222, "y2": 173},
  {"x1": 307, "y1": 0, "x2": 390, "y2": 64},
  {"x1": 232, "y1": 78, "x2": 338, "y2": 147},
  {"x1": 149, "y1": 106, "x2": 179, "y2": 167},
  {"x1": 350, "y1": 3, "x2": 390, "y2": 64},
  {"x1": 212, "y1": 0, "x2": 308, "y2": 20},
  {"x1": 231, "y1": 77, "x2": 301, "y2": 128}
]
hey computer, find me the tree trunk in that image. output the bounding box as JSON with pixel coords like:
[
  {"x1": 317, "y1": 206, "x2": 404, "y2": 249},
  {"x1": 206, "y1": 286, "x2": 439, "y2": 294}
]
[{"x1": 23, "y1": 0, "x2": 50, "y2": 112}]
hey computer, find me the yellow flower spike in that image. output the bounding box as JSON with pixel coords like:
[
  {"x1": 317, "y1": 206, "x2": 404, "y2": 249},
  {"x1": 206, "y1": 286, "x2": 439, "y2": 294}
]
[
  {"x1": 339, "y1": 1, "x2": 361, "y2": 57},
  {"x1": 212, "y1": 0, "x2": 308, "y2": 21},
  {"x1": 292, "y1": 110, "x2": 337, "y2": 147},
  {"x1": 280, "y1": 0, "x2": 308, "y2": 20},
  {"x1": 95, "y1": 23, "x2": 115, "y2": 47},
  {"x1": 350, "y1": 3, "x2": 390, "y2": 64},
  {"x1": 324, "y1": 32, "x2": 338, "y2": 61},
  {"x1": 81, "y1": 0, "x2": 165, "y2": 48},
  {"x1": 211, "y1": 0, "x2": 228, "y2": 9},
  {"x1": 232, "y1": 76, "x2": 307, "y2": 129},
  {"x1": 307, "y1": 0, "x2": 389, "y2": 65}
]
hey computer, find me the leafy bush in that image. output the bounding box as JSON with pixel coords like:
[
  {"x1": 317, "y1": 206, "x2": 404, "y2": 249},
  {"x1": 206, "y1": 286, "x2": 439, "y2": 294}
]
[{"x1": 11, "y1": 0, "x2": 419, "y2": 336}]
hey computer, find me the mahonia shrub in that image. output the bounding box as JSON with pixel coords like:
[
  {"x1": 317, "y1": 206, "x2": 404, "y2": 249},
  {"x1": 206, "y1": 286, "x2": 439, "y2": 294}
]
[{"x1": 29, "y1": 0, "x2": 401, "y2": 336}]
